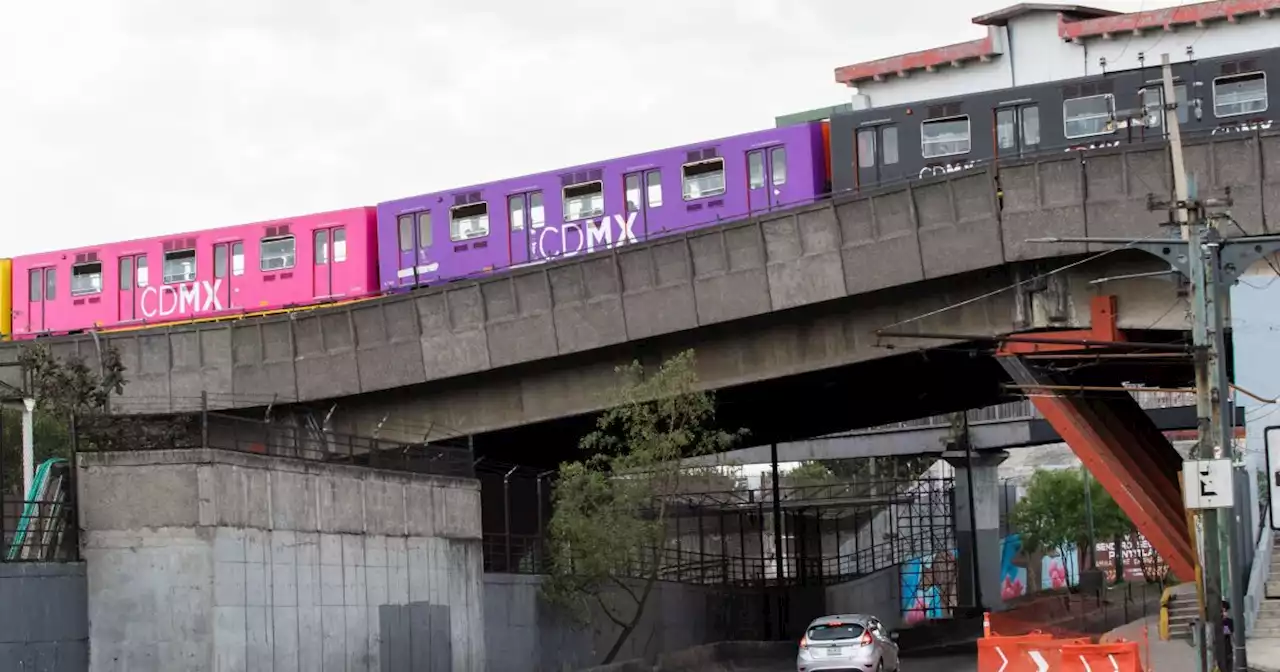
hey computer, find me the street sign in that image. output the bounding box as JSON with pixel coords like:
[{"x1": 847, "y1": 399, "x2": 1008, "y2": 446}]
[
  {"x1": 1183, "y1": 459, "x2": 1234, "y2": 509},
  {"x1": 1267, "y1": 427, "x2": 1280, "y2": 530}
]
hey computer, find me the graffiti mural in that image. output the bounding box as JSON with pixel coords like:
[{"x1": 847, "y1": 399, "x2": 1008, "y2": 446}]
[
  {"x1": 999, "y1": 533, "x2": 1080, "y2": 600},
  {"x1": 900, "y1": 534, "x2": 1084, "y2": 623},
  {"x1": 900, "y1": 549, "x2": 957, "y2": 625}
]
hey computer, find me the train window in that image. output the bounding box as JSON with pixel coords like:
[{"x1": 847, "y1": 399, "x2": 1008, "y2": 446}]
[
  {"x1": 530, "y1": 192, "x2": 546, "y2": 228},
  {"x1": 749, "y1": 152, "x2": 765, "y2": 188},
  {"x1": 450, "y1": 202, "x2": 490, "y2": 241},
  {"x1": 334, "y1": 228, "x2": 347, "y2": 262},
  {"x1": 71, "y1": 262, "x2": 102, "y2": 296},
  {"x1": 509, "y1": 195, "x2": 527, "y2": 229},
  {"x1": 857, "y1": 130, "x2": 875, "y2": 167},
  {"x1": 921, "y1": 116, "x2": 971, "y2": 158},
  {"x1": 29, "y1": 269, "x2": 41, "y2": 302},
  {"x1": 416, "y1": 212, "x2": 432, "y2": 248},
  {"x1": 45, "y1": 268, "x2": 56, "y2": 300},
  {"x1": 882, "y1": 127, "x2": 899, "y2": 165},
  {"x1": 563, "y1": 181, "x2": 604, "y2": 222},
  {"x1": 683, "y1": 159, "x2": 726, "y2": 200},
  {"x1": 1023, "y1": 106, "x2": 1041, "y2": 146},
  {"x1": 1213, "y1": 72, "x2": 1267, "y2": 118},
  {"x1": 163, "y1": 249, "x2": 195, "y2": 284},
  {"x1": 260, "y1": 235, "x2": 296, "y2": 272},
  {"x1": 314, "y1": 231, "x2": 328, "y2": 265},
  {"x1": 1141, "y1": 86, "x2": 1189, "y2": 127},
  {"x1": 771, "y1": 147, "x2": 787, "y2": 185},
  {"x1": 1063, "y1": 94, "x2": 1115, "y2": 139},
  {"x1": 646, "y1": 170, "x2": 663, "y2": 207},
  {"x1": 137, "y1": 256, "x2": 149, "y2": 286},
  {"x1": 997, "y1": 109, "x2": 1017, "y2": 150},
  {"x1": 120, "y1": 257, "x2": 133, "y2": 291},
  {"x1": 625, "y1": 174, "x2": 642, "y2": 213},
  {"x1": 215, "y1": 244, "x2": 229, "y2": 278},
  {"x1": 231, "y1": 244, "x2": 244, "y2": 276},
  {"x1": 398, "y1": 214, "x2": 413, "y2": 252}
]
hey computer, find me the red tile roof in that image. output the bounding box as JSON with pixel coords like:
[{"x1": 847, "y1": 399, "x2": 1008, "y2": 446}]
[{"x1": 1058, "y1": 0, "x2": 1280, "y2": 40}]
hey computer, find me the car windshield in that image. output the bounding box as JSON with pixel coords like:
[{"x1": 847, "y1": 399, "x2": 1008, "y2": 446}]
[{"x1": 808, "y1": 622, "x2": 866, "y2": 641}]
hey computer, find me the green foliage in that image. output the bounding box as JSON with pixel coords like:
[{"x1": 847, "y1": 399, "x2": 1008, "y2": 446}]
[
  {"x1": 19, "y1": 343, "x2": 126, "y2": 418},
  {"x1": 540, "y1": 350, "x2": 744, "y2": 664},
  {"x1": 0, "y1": 407, "x2": 71, "y2": 495},
  {"x1": 1010, "y1": 467, "x2": 1134, "y2": 563},
  {"x1": 784, "y1": 461, "x2": 839, "y2": 486}
]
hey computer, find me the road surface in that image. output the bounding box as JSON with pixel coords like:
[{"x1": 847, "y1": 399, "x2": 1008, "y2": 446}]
[{"x1": 764, "y1": 652, "x2": 978, "y2": 672}]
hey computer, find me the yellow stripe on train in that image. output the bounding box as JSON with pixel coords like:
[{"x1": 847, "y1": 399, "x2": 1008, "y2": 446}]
[{"x1": 0, "y1": 259, "x2": 11, "y2": 342}]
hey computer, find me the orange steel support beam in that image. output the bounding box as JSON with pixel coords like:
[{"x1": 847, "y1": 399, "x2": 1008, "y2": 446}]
[{"x1": 997, "y1": 295, "x2": 1196, "y2": 581}]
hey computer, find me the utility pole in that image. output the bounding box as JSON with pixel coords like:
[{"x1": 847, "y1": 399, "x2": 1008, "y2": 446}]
[
  {"x1": 1158, "y1": 53, "x2": 1244, "y2": 672},
  {"x1": 1158, "y1": 53, "x2": 1221, "y2": 672}
]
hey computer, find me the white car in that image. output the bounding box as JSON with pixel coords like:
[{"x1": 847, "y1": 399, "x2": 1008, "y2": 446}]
[{"x1": 797, "y1": 613, "x2": 901, "y2": 672}]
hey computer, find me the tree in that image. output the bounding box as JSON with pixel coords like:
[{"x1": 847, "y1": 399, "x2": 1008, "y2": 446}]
[{"x1": 540, "y1": 350, "x2": 744, "y2": 665}]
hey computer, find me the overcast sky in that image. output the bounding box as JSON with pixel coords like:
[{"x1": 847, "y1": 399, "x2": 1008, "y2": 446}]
[{"x1": 1, "y1": 0, "x2": 1177, "y2": 256}]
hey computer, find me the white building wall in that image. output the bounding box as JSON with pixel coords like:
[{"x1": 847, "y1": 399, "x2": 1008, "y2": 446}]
[
  {"x1": 1008, "y1": 13, "x2": 1089, "y2": 86},
  {"x1": 851, "y1": 11, "x2": 1280, "y2": 110}
]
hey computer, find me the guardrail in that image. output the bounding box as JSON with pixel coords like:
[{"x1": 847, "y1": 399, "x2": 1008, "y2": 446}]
[{"x1": 1246, "y1": 501, "x2": 1274, "y2": 637}]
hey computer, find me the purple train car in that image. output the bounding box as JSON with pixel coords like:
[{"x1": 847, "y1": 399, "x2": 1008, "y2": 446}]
[{"x1": 375, "y1": 122, "x2": 830, "y2": 290}]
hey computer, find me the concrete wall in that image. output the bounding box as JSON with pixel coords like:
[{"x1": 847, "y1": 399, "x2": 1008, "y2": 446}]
[
  {"x1": 0, "y1": 563, "x2": 88, "y2": 671},
  {"x1": 77, "y1": 448, "x2": 484, "y2": 672},
  {"x1": 8, "y1": 133, "x2": 1277, "y2": 436},
  {"x1": 825, "y1": 565, "x2": 903, "y2": 630},
  {"x1": 483, "y1": 574, "x2": 720, "y2": 672}
]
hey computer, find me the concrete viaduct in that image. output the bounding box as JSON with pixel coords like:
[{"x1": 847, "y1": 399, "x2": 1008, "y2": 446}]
[{"x1": 5, "y1": 129, "x2": 1279, "y2": 585}]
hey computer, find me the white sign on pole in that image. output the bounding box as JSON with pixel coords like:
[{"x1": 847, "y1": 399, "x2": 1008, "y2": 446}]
[
  {"x1": 1266, "y1": 427, "x2": 1280, "y2": 530},
  {"x1": 1183, "y1": 458, "x2": 1234, "y2": 509}
]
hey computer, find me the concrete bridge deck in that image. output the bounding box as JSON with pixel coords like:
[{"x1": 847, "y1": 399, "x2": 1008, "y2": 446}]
[{"x1": 3, "y1": 131, "x2": 1277, "y2": 441}]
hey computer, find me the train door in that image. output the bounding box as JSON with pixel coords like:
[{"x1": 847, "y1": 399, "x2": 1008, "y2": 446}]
[
  {"x1": 506, "y1": 191, "x2": 544, "y2": 263},
  {"x1": 213, "y1": 241, "x2": 242, "y2": 309},
  {"x1": 312, "y1": 230, "x2": 333, "y2": 298},
  {"x1": 994, "y1": 103, "x2": 1041, "y2": 160},
  {"x1": 26, "y1": 267, "x2": 53, "y2": 333},
  {"x1": 854, "y1": 124, "x2": 899, "y2": 190},
  {"x1": 117, "y1": 257, "x2": 136, "y2": 322},
  {"x1": 396, "y1": 211, "x2": 433, "y2": 287},
  {"x1": 622, "y1": 171, "x2": 651, "y2": 241},
  {"x1": 746, "y1": 147, "x2": 788, "y2": 214}
]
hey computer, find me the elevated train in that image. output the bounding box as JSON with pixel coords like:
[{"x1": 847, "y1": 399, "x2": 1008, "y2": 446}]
[{"x1": 1, "y1": 45, "x2": 1276, "y2": 341}]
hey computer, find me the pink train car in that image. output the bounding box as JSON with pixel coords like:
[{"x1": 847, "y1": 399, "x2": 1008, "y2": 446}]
[{"x1": 9, "y1": 207, "x2": 379, "y2": 338}]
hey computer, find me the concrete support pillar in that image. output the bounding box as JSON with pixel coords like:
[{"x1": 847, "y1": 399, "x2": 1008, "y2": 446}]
[{"x1": 944, "y1": 449, "x2": 1009, "y2": 614}]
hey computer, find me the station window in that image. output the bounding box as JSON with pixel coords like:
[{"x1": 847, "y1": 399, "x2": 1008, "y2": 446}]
[
  {"x1": 334, "y1": 227, "x2": 347, "y2": 262},
  {"x1": 921, "y1": 116, "x2": 971, "y2": 158},
  {"x1": 1141, "y1": 86, "x2": 1189, "y2": 128},
  {"x1": 450, "y1": 202, "x2": 489, "y2": 241},
  {"x1": 119, "y1": 257, "x2": 133, "y2": 290},
  {"x1": 563, "y1": 181, "x2": 604, "y2": 222},
  {"x1": 1063, "y1": 94, "x2": 1115, "y2": 139},
  {"x1": 398, "y1": 214, "x2": 413, "y2": 252},
  {"x1": 646, "y1": 170, "x2": 662, "y2": 207},
  {"x1": 749, "y1": 152, "x2": 765, "y2": 189},
  {"x1": 771, "y1": 147, "x2": 787, "y2": 185},
  {"x1": 682, "y1": 159, "x2": 725, "y2": 200},
  {"x1": 137, "y1": 256, "x2": 149, "y2": 286},
  {"x1": 1213, "y1": 72, "x2": 1267, "y2": 118},
  {"x1": 28, "y1": 269, "x2": 41, "y2": 302},
  {"x1": 71, "y1": 262, "x2": 102, "y2": 296},
  {"x1": 884, "y1": 127, "x2": 900, "y2": 164},
  {"x1": 163, "y1": 249, "x2": 195, "y2": 284},
  {"x1": 260, "y1": 235, "x2": 296, "y2": 271}
]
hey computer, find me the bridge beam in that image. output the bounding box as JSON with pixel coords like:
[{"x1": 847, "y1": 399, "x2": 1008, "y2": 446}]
[{"x1": 999, "y1": 356, "x2": 1196, "y2": 581}]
